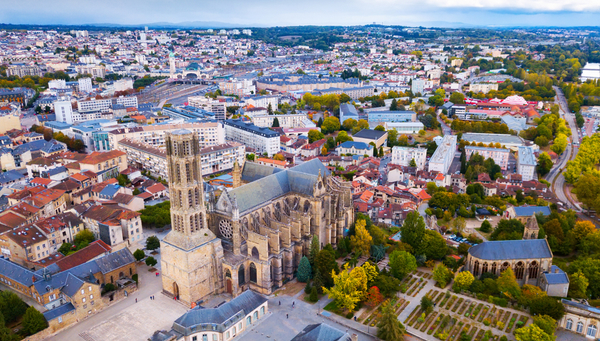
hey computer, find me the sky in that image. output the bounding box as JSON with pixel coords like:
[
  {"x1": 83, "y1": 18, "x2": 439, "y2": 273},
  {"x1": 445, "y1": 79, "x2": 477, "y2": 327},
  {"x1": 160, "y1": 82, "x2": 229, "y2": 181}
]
[{"x1": 2, "y1": 0, "x2": 600, "y2": 27}]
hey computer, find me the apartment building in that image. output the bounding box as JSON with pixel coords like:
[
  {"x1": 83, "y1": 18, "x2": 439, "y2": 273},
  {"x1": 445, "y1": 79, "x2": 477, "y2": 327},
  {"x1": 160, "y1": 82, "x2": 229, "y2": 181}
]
[
  {"x1": 80, "y1": 204, "x2": 142, "y2": 246},
  {"x1": 218, "y1": 78, "x2": 256, "y2": 96},
  {"x1": 469, "y1": 83, "x2": 499, "y2": 94},
  {"x1": 428, "y1": 135, "x2": 457, "y2": 174},
  {"x1": 517, "y1": 146, "x2": 537, "y2": 181},
  {"x1": 6, "y1": 65, "x2": 42, "y2": 78},
  {"x1": 75, "y1": 64, "x2": 106, "y2": 78},
  {"x1": 78, "y1": 77, "x2": 93, "y2": 93},
  {"x1": 187, "y1": 96, "x2": 226, "y2": 121},
  {"x1": 465, "y1": 146, "x2": 510, "y2": 170},
  {"x1": 77, "y1": 96, "x2": 138, "y2": 113},
  {"x1": 100, "y1": 122, "x2": 225, "y2": 151},
  {"x1": 367, "y1": 111, "x2": 416, "y2": 123},
  {"x1": 246, "y1": 95, "x2": 278, "y2": 110},
  {"x1": 224, "y1": 118, "x2": 280, "y2": 157},
  {"x1": 252, "y1": 114, "x2": 309, "y2": 128},
  {"x1": 391, "y1": 146, "x2": 427, "y2": 170}
]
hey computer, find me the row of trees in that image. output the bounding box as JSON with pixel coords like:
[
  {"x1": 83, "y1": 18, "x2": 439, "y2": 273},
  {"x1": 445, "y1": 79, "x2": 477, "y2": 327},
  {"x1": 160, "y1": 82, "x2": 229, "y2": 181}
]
[
  {"x1": 450, "y1": 120, "x2": 511, "y2": 134},
  {"x1": 30, "y1": 125, "x2": 85, "y2": 152}
]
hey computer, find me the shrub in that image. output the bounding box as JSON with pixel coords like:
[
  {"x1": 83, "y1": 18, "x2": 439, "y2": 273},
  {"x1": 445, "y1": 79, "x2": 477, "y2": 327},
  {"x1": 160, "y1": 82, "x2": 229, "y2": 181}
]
[
  {"x1": 132, "y1": 274, "x2": 138, "y2": 283},
  {"x1": 305, "y1": 281, "x2": 312, "y2": 294},
  {"x1": 309, "y1": 287, "x2": 318, "y2": 302},
  {"x1": 483, "y1": 318, "x2": 491, "y2": 326},
  {"x1": 133, "y1": 249, "x2": 145, "y2": 261},
  {"x1": 346, "y1": 312, "x2": 354, "y2": 319},
  {"x1": 102, "y1": 283, "x2": 116, "y2": 294},
  {"x1": 145, "y1": 256, "x2": 158, "y2": 267}
]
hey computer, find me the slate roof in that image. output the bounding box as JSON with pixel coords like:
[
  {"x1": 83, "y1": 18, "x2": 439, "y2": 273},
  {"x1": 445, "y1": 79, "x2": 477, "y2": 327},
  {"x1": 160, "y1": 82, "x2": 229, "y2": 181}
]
[
  {"x1": 240, "y1": 162, "x2": 283, "y2": 183},
  {"x1": 172, "y1": 290, "x2": 267, "y2": 335},
  {"x1": 0, "y1": 170, "x2": 25, "y2": 184},
  {"x1": 512, "y1": 206, "x2": 551, "y2": 217},
  {"x1": 42, "y1": 302, "x2": 75, "y2": 321},
  {"x1": 229, "y1": 159, "x2": 328, "y2": 213},
  {"x1": 336, "y1": 141, "x2": 372, "y2": 151},
  {"x1": 468, "y1": 239, "x2": 552, "y2": 260},
  {"x1": 291, "y1": 323, "x2": 352, "y2": 341},
  {"x1": 0, "y1": 257, "x2": 41, "y2": 287},
  {"x1": 352, "y1": 129, "x2": 387, "y2": 140},
  {"x1": 542, "y1": 265, "x2": 569, "y2": 285},
  {"x1": 562, "y1": 299, "x2": 600, "y2": 316}
]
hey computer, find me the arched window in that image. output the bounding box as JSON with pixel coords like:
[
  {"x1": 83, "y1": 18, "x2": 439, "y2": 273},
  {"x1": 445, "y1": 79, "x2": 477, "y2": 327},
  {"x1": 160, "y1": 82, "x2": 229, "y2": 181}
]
[
  {"x1": 500, "y1": 262, "x2": 510, "y2": 273},
  {"x1": 473, "y1": 261, "x2": 480, "y2": 277},
  {"x1": 225, "y1": 269, "x2": 231, "y2": 278},
  {"x1": 252, "y1": 247, "x2": 259, "y2": 259},
  {"x1": 528, "y1": 261, "x2": 539, "y2": 279},
  {"x1": 238, "y1": 265, "x2": 245, "y2": 286},
  {"x1": 249, "y1": 263, "x2": 257, "y2": 283},
  {"x1": 482, "y1": 262, "x2": 488, "y2": 275},
  {"x1": 246, "y1": 316, "x2": 251, "y2": 325},
  {"x1": 514, "y1": 261, "x2": 525, "y2": 280},
  {"x1": 577, "y1": 322, "x2": 584, "y2": 333},
  {"x1": 253, "y1": 311, "x2": 258, "y2": 320},
  {"x1": 587, "y1": 325, "x2": 597, "y2": 338},
  {"x1": 260, "y1": 306, "x2": 265, "y2": 315},
  {"x1": 566, "y1": 319, "x2": 573, "y2": 330},
  {"x1": 491, "y1": 262, "x2": 497, "y2": 275}
]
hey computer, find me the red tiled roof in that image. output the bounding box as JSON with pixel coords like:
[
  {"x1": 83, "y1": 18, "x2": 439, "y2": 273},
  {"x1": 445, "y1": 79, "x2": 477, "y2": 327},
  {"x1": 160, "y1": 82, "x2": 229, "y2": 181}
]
[
  {"x1": 55, "y1": 240, "x2": 112, "y2": 271},
  {"x1": 146, "y1": 183, "x2": 167, "y2": 194},
  {"x1": 30, "y1": 178, "x2": 52, "y2": 186}
]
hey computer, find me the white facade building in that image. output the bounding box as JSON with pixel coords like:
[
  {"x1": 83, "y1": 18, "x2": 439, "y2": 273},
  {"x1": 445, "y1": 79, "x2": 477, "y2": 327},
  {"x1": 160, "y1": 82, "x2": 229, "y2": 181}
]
[
  {"x1": 78, "y1": 77, "x2": 92, "y2": 93},
  {"x1": 391, "y1": 146, "x2": 427, "y2": 170},
  {"x1": 187, "y1": 96, "x2": 226, "y2": 121},
  {"x1": 224, "y1": 119, "x2": 280, "y2": 157},
  {"x1": 252, "y1": 114, "x2": 309, "y2": 128},
  {"x1": 48, "y1": 79, "x2": 66, "y2": 89},
  {"x1": 78, "y1": 96, "x2": 138, "y2": 112},
  {"x1": 517, "y1": 146, "x2": 537, "y2": 181},
  {"x1": 465, "y1": 146, "x2": 510, "y2": 170},
  {"x1": 428, "y1": 135, "x2": 457, "y2": 174},
  {"x1": 246, "y1": 95, "x2": 278, "y2": 110},
  {"x1": 54, "y1": 98, "x2": 75, "y2": 124},
  {"x1": 385, "y1": 122, "x2": 425, "y2": 134}
]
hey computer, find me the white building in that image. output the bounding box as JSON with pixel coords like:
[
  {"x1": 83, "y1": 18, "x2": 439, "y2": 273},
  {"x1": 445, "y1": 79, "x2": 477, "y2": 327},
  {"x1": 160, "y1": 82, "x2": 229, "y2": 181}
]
[
  {"x1": 77, "y1": 96, "x2": 138, "y2": 112},
  {"x1": 411, "y1": 78, "x2": 427, "y2": 95},
  {"x1": 48, "y1": 79, "x2": 66, "y2": 89},
  {"x1": 54, "y1": 98, "x2": 75, "y2": 124},
  {"x1": 224, "y1": 119, "x2": 280, "y2": 157},
  {"x1": 517, "y1": 146, "x2": 536, "y2": 181},
  {"x1": 252, "y1": 114, "x2": 308, "y2": 128},
  {"x1": 78, "y1": 77, "x2": 92, "y2": 93},
  {"x1": 391, "y1": 146, "x2": 427, "y2": 170},
  {"x1": 187, "y1": 96, "x2": 226, "y2": 121},
  {"x1": 385, "y1": 122, "x2": 425, "y2": 134},
  {"x1": 246, "y1": 95, "x2": 278, "y2": 110},
  {"x1": 469, "y1": 83, "x2": 499, "y2": 94},
  {"x1": 219, "y1": 78, "x2": 256, "y2": 96},
  {"x1": 465, "y1": 146, "x2": 510, "y2": 170},
  {"x1": 113, "y1": 78, "x2": 134, "y2": 92},
  {"x1": 428, "y1": 135, "x2": 457, "y2": 174}
]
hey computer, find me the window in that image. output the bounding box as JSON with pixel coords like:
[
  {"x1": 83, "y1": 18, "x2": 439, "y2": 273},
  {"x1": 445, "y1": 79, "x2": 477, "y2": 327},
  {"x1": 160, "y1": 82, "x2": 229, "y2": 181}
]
[
  {"x1": 202, "y1": 335, "x2": 208, "y2": 341},
  {"x1": 246, "y1": 316, "x2": 251, "y2": 325},
  {"x1": 83, "y1": 304, "x2": 87, "y2": 309},
  {"x1": 260, "y1": 307, "x2": 265, "y2": 315},
  {"x1": 566, "y1": 319, "x2": 573, "y2": 330},
  {"x1": 89, "y1": 286, "x2": 92, "y2": 292},
  {"x1": 58, "y1": 316, "x2": 62, "y2": 323},
  {"x1": 81, "y1": 290, "x2": 85, "y2": 295},
  {"x1": 213, "y1": 335, "x2": 217, "y2": 341},
  {"x1": 226, "y1": 332, "x2": 230, "y2": 339},
  {"x1": 192, "y1": 337, "x2": 197, "y2": 341},
  {"x1": 82, "y1": 298, "x2": 86, "y2": 303},
  {"x1": 577, "y1": 322, "x2": 584, "y2": 333},
  {"x1": 587, "y1": 325, "x2": 597, "y2": 338},
  {"x1": 90, "y1": 294, "x2": 94, "y2": 299},
  {"x1": 238, "y1": 323, "x2": 242, "y2": 330}
]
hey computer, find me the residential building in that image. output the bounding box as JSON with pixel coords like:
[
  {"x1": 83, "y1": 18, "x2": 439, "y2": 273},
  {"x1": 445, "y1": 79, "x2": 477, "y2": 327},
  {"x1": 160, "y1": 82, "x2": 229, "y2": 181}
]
[
  {"x1": 77, "y1": 96, "x2": 137, "y2": 113},
  {"x1": 517, "y1": 146, "x2": 536, "y2": 181},
  {"x1": 54, "y1": 98, "x2": 75, "y2": 124},
  {"x1": 428, "y1": 135, "x2": 457, "y2": 174},
  {"x1": 339, "y1": 103, "x2": 359, "y2": 125},
  {"x1": 411, "y1": 78, "x2": 426, "y2": 95},
  {"x1": 465, "y1": 146, "x2": 510, "y2": 170},
  {"x1": 187, "y1": 96, "x2": 226, "y2": 121},
  {"x1": 469, "y1": 83, "x2": 499, "y2": 94},
  {"x1": 78, "y1": 78, "x2": 92, "y2": 93},
  {"x1": 461, "y1": 133, "x2": 528, "y2": 151},
  {"x1": 336, "y1": 141, "x2": 373, "y2": 156},
  {"x1": 352, "y1": 129, "x2": 388, "y2": 148},
  {"x1": 252, "y1": 114, "x2": 308, "y2": 128},
  {"x1": 245, "y1": 95, "x2": 278, "y2": 110},
  {"x1": 80, "y1": 204, "x2": 143, "y2": 246},
  {"x1": 391, "y1": 147, "x2": 427, "y2": 170},
  {"x1": 0, "y1": 114, "x2": 22, "y2": 135},
  {"x1": 385, "y1": 121, "x2": 425, "y2": 134},
  {"x1": 559, "y1": 299, "x2": 600, "y2": 339},
  {"x1": 367, "y1": 111, "x2": 416, "y2": 124},
  {"x1": 6, "y1": 65, "x2": 42, "y2": 78},
  {"x1": 224, "y1": 119, "x2": 280, "y2": 156}
]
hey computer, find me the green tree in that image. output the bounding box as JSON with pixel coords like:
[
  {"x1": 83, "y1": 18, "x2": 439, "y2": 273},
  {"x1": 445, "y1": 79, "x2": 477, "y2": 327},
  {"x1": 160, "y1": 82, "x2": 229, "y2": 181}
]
[
  {"x1": 342, "y1": 118, "x2": 358, "y2": 131},
  {"x1": 297, "y1": 256, "x2": 312, "y2": 282},
  {"x1": 73, "y1": 229, "x2": 95, "y2": 249},
  {"x1": 315, "y1": 249, "x2": 339, "y2": 288},
  {"x1": 374, "y1": 125, "x2": 385, "y2": 131},
  {"x1": 409, "y1": 158, "x2": 417, "y2": 167},
  {"x1": 321, "y1": 116, "x2": 341, "y2": 134},
  {"x1": 433, "y1": 263, "x2": 452, "y2": 288},
  {"x1": 529, "y1": 296, "x2": 565, "y2": 320},
  {"x1": 272, "y1": 117, "x2": 280, "y2": 127},
  {"x1": 537, "y1": 152, "x2": 553, "y2": 176},
  {"x1": 389, "y1": 250, "x2": 417, "y2": 280},
  {"x1": 309, "y1": 235, "x2": 320, "y2": 266},
  {"x1": 22, "y1": 307, "x2": 47, "y2": 336},
  {"x1": 390, "y1": 98, "x2": 399, "y2": 111},
  {"x1": 480, "y1": 220, "x2": 492, "y2": 233},
  {"x1": 449, "y1": 92, "x2": 465, "y2": 104},
  {"x1": 309, "y1": 286, "x2": 318, "y2": 302},
  {"x1": 420, "y1": 295, "x2": 434, "y2": 315},
  {"x1": 497, "y1": 268, "x2": 521, "y2": 299},
  {"x1": 308, "y1": 129, "x2": 325, "y2": 143},
  {"x1": 533, "y1": 315, "x2": 557, "y2": 337},
  {"x1": 146, "y1": 235, "x2": 160, "y2": 250},
  {"x1": 377, "y1": 300, "x2": 406, "y2": 341},
  {"x1": 145, "y1": 256, "x2": 158, "y2": 267},
  {"x1": 400, "y1": 211, "x2": 426, "y2": 251},
  {"x1": 419, "y1": 230, "x2": 448, "y2": 260},
  {"x1": 0, "y1": 291, "x2": 27, "y2": 324},
  {"x1": 323, "y1": 265, "x2": 367, "y2": 311},
  {"x1": 550, "y1": 133, "x2": 568, "y2": 155},
  {"x1": 514, "y1": 324, "x2": 555, "y2": 341},
  {"x1": 350, "y1": 219, "x2": 373, "y2": 256},
  {"x1": 133, "y1": 249, "x2": 145, "y2": 261},
  {"x1": 569, "y1": 257, "x2": 600, "y2": 298}
]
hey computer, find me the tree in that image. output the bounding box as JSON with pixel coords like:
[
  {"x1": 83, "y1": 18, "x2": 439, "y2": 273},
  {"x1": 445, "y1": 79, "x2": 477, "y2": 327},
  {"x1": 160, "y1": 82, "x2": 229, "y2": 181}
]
[
  {"x1": 362, "y1": 261, "x2": 379, "y2": 287},
  {"x1": 373, "y1": 145, "x2": 378, "y2": 157},
  {"x1": 308, "y1": 129, "x2": 325, "y2": 143},
  {"x1": 400, "y1": 211, "x2": 426, "y2": 251},
  {"x1": 433, "y1": 263, "x2": 452, "y2": 288},
  {"x1": 550, "y1": 133, "x2": 568, "y2": 155},
  {"x1": 335, "y1": 130, "x2": 353, "y2": 144},
  {"x1": 454, "y1": 271, "x2": 475, "y2": 291},
  {"x1": 497, "y1": 268, "x2": 521, "y2": 299},
  {"x1": 146, "y1": 235, "x2": 160, "y2": 250},
  {"x1": 0, "y1": 291, "x2": 27, "y2": 324},
  {"x1": 480, "y1": 220, "x2": 492, "y2": 233},
  {"x1": 374, "y1": 125, "x2": 385, "y2": 131},
  {"x1": 533, "y1": 315, "x2": 557, "y2": 337},
  {"x1": 449, "y1": 92, "x2": 465, "y2": 104},
  {"x1": 323, "y1": 265, "x2": 367, "y2": 311},
  {"x1": 321, "y1": 116, "x2": 341, "y2": 134},
  {"x1": 273, "y1": 153, "x2": 286, "y2": 161},
  {"x1": 309, "y1": 235, "x2": 319, "y2": 266},
  {"x1": 272, "y1": 117, "x2": 280, "y2": 127},
  {"x1": 297, "y1": 256, "x2": 312, "y2": 282},
  {"x1": 568, "y1": 271, "x2": 589, "y2": 299},
  {"x1": 350, "y1": 219, "x2": 372, "y2": 256},
  {"x1": 529, "y1": 296, "x2": 565, "y2": 320},
  {"x1": 453, "y1": 217, "x2": 466, "y2": 235},
  {"x1": 389, "y1": 251, "x2": 417, "y2": 280},
  {"x1": 342, "y1": 118, "x2": 358, "y2": 131},
  {"x1": 572, "y1": 220, "x2": 596, "y2": 243},
  {"x1": 315, "y1": 249, "x2": 339, "y2": 288},
  {"x1": 409, "y1": 158, "x2": 417, "y2": 167},
  {"x1": 22, "y1": 307, "x2": 47, "y2": 336},
  {"x1": 537, "y1": 152, "x2": 553, "y2": 176},
  {"x1": 574, "y1": 174, "x2": 600, "y2": 213},
  {"x1": 419, "y1": 230, "x2": 448, "y2": 260},
  {"x1": 457, "y1": 243, "x2": 471, "y2": 255},
  {"x1": 420, "y1": 295, "x2": 434, "y2": 315},
  {"x1": 514, "y1": 324, "x2": 555, "y2": 341},
  {"x1": 377, "y1": 300, "x2": 406, "y2": 341},
  {"x1": 365, "y1": 286, "x2": 384, "y2": 308},
  {"x1": 569, "y1": 257, "x2": 600, "y2": 298},
  {"x1": 73, "y1": 229, "x2": 95, "y2": 249},
  {"x1": 267, "y1": 103, "x2": 273, "y2": 115},
  {"x1": 390, "y1": 98, "x2": 399, "y2": 111},
  {"x1": 145, "y1": 256, "x2": 158, "y2": 267},
  {"x1": 133, "y1": 249, "x2": 145, "y2": 261}
]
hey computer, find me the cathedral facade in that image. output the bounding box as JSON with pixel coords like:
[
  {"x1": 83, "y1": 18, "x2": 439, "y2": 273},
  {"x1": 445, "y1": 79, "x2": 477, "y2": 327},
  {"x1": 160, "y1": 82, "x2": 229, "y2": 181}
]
[{"x1": 160, "y1": 129, "x2": 354, "y2": 306}]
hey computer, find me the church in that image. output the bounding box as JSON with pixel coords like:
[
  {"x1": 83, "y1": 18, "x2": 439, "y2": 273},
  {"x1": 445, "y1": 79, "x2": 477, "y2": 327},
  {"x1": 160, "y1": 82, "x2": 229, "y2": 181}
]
[{"x1": 159, "y1": 129, "x2": 354, "y2": 306}]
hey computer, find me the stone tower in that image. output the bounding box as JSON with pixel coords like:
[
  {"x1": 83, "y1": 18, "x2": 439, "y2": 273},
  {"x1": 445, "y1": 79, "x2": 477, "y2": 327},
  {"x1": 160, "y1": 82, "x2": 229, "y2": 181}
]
[
  {"x1": 523, "y1": 214, "x2": 539, "y2": 240},
  {"x1": 160, "y1": 129, "x2": 224, "y2": 306},
  {"x1": 232, "y1": 160, "x2": 241, "y2": 188}
]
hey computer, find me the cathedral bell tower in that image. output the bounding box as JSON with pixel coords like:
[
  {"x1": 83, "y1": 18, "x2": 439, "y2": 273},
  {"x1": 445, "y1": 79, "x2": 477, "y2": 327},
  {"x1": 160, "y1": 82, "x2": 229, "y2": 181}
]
[{"x1": 160, "y1": 129, "x2": 223, "y2": 305}]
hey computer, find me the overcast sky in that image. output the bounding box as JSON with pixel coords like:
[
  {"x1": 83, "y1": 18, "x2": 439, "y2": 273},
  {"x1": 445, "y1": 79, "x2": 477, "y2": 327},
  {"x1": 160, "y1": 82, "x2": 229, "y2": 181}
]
[{"x1": 2, "y1": 0, "x2": 600, "y2": 27}]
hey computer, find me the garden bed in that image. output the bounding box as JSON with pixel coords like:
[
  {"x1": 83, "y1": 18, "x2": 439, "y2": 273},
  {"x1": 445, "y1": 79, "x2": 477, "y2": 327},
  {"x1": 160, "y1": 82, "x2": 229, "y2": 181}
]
[
  {"x1": 428, "y1": 313, "x2": 445, "y2": 335},
  {"x1": 477, "y1": 306, "x2": 489, "y2": 322},
  {"x1": 457, "y1": 300, "x2": 471, "y2": 315},
  {"x1": 470, "y1": 303, "x2": 484, "y2": 320},
  {"x1": 505, "y1": 313, "x2": 518, "y2": 333},
  {"x1": 451, "y1": 297, "x2": 464, "y2": 312},
  {"x1": 420, "y1": 311, "x2": 439, "y2": 333},
  {"x1": 445, "y1": 295, "x2": 457, "y2": 310}
]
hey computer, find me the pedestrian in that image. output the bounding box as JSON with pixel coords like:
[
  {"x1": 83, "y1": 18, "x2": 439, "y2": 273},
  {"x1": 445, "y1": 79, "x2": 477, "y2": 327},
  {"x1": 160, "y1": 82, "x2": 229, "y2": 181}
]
[
  {"x1": 135, "y1": 298, "x2": 137, "y2": 303},
  {"x1": 279, "y1": 301, "x2": 281, "y2": 306},
  {"x1": 286, "y1": 314, "x2": 288, "y2": 319}
]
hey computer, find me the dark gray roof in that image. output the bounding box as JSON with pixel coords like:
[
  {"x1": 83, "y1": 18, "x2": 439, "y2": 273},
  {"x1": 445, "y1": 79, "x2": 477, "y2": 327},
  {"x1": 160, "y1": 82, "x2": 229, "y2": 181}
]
[
  {"x1": 172, "y1": 290, "x2": 267, "y2": 335},
  {"x1": 542, "y1": 265, "x2": 569, "y2": 285},
  {"x1": 95, "y1": 248, "x2": 136, "y2": 274},
  {"x1": 352, "y1": 129, "x2": 387, "y2": 140},
  {"x1": 42, "y1": 302, "x2": 75, "y2": 321},
  {"x1": 562, "y1": 299, "x2": 600, "y2": 315},
  {"x1": 240, "y1": 162, "x2": 283, "y2": 183},
  {"x1": 224, "y1": 118, "x2": 280, "y2": 137},
  {"x1": 291, "y1": 323, "x2": 352, "y2": 341},
  {"x1": 0, "y1": 170, "x2": 25, "y2": 184},
  {"x1": 61, "y1": 273, "x2": 86, "y2": 297},
  {"x1": 45, "y1": 166, "x2": 68, "y2": 176},
  {"x1": 468, "y1": 239, "x2": 552, "y2": 260},
  {"x1": 228, "y1": 159, "x2": 329, "y2": 213},
  {"x1": 0, "y1": 257, "x2": 41, "y2": 287}
]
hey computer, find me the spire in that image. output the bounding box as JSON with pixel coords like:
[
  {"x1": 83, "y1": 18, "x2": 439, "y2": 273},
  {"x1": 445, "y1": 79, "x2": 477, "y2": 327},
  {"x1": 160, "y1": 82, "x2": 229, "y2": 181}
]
[{"x1": 232, "y1": 160, "x2": 241, "y2": 188}]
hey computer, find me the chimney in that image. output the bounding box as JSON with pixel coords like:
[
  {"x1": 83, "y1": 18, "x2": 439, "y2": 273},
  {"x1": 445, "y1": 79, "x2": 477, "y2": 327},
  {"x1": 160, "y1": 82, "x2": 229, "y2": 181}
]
[
  {"x1": 554, "y1": 268, "x2": 559, "y2": 274},
  {"x1": 351, "y1": 334, "x2": 358, "y2": 341}
]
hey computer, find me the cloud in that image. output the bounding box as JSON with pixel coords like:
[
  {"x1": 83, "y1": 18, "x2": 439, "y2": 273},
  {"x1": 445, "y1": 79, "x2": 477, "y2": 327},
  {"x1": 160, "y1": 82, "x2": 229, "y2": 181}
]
[{"x1": 366, "y1": 0, "x2": 600, "y2": 12}]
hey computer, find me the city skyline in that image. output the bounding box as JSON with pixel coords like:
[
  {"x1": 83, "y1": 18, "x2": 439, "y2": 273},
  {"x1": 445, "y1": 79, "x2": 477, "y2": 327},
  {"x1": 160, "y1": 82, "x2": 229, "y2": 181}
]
[{"x1": 3, "y1": 0, "x2": 600, "y2": 28}]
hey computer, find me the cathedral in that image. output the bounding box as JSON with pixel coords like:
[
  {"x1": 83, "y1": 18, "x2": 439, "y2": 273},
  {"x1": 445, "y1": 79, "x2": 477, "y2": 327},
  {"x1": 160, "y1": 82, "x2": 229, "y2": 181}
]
[{"x1": 160, "y1": 129, "x2": 354, "y2": 306}]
